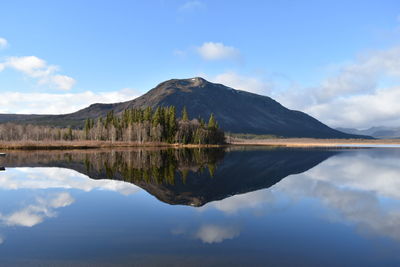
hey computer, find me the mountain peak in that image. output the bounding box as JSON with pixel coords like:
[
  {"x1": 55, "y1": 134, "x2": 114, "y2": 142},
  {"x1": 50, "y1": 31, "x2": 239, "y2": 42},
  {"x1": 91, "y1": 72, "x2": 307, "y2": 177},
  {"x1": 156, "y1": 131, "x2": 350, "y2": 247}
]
[
  {"x1": 188, "y1": 77, "x2": 209, "y2": 85},
  {"x1": 161, "y1": 77, "x2": 210, "y2": 89}
]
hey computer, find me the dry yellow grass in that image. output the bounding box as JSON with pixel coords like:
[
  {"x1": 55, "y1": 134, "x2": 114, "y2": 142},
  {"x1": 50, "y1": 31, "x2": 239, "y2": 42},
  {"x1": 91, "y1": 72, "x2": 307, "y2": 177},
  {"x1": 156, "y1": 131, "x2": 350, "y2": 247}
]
[
  {"x1": 2, "y1": 138, "x2": 399, "y2": 150},
  {"x1": 230, "y1": 138, "x2": 400, "y2": 147}
]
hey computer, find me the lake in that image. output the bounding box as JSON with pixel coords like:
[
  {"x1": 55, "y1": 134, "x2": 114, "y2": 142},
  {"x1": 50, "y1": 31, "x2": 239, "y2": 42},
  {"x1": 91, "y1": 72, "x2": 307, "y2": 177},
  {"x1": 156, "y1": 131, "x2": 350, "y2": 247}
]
[{"x1": 0, "y1": 147, "x2": 399, "y2": 266}]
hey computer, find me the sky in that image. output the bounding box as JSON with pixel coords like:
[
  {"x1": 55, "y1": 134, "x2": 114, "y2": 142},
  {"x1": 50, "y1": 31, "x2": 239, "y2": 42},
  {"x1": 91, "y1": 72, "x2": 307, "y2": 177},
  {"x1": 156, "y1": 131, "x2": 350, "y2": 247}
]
[{"x1": 1, "y1": 0, "x2": 400, "y2": 129}]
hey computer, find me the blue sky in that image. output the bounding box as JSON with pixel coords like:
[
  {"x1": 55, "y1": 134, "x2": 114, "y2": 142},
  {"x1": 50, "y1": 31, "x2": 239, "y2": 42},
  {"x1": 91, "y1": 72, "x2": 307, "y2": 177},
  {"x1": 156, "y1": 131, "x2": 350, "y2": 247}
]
[{"x1": 1, "y1": 0, "x2": 400, "y2": 128}]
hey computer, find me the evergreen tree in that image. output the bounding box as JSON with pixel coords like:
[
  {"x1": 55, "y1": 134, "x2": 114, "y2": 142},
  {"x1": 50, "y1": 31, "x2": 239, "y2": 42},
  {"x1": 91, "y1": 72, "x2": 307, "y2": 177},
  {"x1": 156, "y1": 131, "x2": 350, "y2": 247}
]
[
  {"x1": 144, "y1": 107, "x2": 152, "y2": 122},
  {"x1": 84, "y1": 119, "x2": 91, "y2": 140},
  {"x1": 208, "y1": 113, "x2": 217, "y2": 129},
  {"x1": 152, "y1": 107, "x2": 161, "y2": 127},
  {"x1": 168, "y1": 106, "x2": 177, "y2": 143},
  {"x1": 199, "y1": 117, "x2": 205, "y2": 128},
  {"x1": 182, "y1": 106, "x2": 189, "y2": 121}
]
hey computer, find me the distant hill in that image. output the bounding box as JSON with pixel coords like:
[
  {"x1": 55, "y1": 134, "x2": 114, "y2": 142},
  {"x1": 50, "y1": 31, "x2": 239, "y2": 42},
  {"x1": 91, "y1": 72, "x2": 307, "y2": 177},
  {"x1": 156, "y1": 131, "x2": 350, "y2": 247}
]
[
  {"x1": 0, "y1": 77, "x2": 370, "y2": 138},
  {"x1": 337, "y1": 126, "x2": 400, "y2": 139}
]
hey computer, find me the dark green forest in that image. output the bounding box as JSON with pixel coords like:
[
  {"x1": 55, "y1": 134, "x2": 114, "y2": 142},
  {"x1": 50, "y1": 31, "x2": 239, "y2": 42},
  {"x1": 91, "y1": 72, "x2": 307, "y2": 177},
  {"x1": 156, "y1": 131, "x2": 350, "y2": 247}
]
[{"x1": 0, "y1": 106, "x2": 225, "y2": 145}]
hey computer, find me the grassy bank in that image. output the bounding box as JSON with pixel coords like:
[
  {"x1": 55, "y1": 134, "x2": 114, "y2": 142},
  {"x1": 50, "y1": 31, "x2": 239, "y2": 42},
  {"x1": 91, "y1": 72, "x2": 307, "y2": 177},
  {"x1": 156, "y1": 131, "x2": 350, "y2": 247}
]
[
  {"x1": 2, "y1": 138, "x2": 400, "y2": 151},
  {"x1": 230, "y1": 138, "x2": 400, "y2": 147}
]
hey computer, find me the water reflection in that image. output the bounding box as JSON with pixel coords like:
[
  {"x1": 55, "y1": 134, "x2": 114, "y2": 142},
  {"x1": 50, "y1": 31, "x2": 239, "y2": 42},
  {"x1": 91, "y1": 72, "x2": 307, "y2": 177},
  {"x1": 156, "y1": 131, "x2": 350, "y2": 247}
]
[
  {"x1": 1, "y1": 148, "x2": 337, "y2": 206},
  {"x1": 0, "y1": 192, "x2": 74, "y2": 228},
  {"x1": 0, "y1": 166, "x2": 142, "y2": 246},
  {"x1": 272, "y1": 149, "x2": 400, "y2": 241},
  {"x1": 0, "y1": 148, "x2": 400, "y2": 265},
  {"x1": 0, "y1": 167, "x2": 140, "y2": 195}
]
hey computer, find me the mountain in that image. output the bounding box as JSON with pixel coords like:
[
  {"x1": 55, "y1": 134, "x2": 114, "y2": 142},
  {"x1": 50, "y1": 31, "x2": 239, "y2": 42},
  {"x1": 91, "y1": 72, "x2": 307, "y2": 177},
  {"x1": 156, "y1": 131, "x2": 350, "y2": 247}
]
[
  {"x1": 0, "y1": 77, "x2": 369, "y2": 138},
  {"x1": 337, "y1": 126, "x2": 400, "y2": 139}
]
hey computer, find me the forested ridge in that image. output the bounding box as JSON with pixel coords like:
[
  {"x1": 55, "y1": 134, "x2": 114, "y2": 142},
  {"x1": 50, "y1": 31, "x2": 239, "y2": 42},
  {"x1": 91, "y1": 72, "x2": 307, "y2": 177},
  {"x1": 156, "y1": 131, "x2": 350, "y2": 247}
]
[{"x1": 0, "y1": 106, "x2": 225, "y2": 145}]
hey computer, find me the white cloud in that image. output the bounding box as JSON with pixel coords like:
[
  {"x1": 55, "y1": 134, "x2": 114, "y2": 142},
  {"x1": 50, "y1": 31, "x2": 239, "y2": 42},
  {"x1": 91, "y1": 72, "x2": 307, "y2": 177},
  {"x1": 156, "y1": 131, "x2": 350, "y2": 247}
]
[
  {"x1": 0, "y1": 56, "x2": 75, "y2": 90},
  {"x1": 195, "y1": 224, "x2": 240, "y2": 244},
  {"x1": 315, "y1": 47, "x2": 400, "y2": 102},
  {"x1": 0, "y1": 88, "x2": 139, "y2": 114},
  {"x1": 6, "y1": 56, "x2": 51, "y2": 76},
  {"x1": 208, "y1": 71, "x2": 272, "y2": 95},
  {"x1": 197, "y1": 42, "x2": 240, "y2": 61},
  {"x1": 0, "y1": 38, "x2": 8, "y2": 49},
  {"x1": 305, "y1": 86, "x2": 400, "y2": 128},
  {"x1": 49, "y1": 75, "x2": 76, "y2": 91},
  {"x1": 179, "y1": 1, "x2": 204, "y2": 12},
  {"x1": 0, "y1": 192, "x2": 74, "y2": 227},
  {"x1": 276, "y1": 46, "x2": 400, "y2": 128}
]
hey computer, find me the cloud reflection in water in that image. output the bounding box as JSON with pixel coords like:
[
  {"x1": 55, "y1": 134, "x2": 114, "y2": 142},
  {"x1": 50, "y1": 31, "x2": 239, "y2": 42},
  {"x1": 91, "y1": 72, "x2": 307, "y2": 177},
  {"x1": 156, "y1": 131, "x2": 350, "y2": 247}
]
[
  {"x1": 0, "y1": 167, "x2": 142, "y2": 244},
  {"x1": 0, "y1": 192, "x2": 74, "y2": 227},
  {"x1": 204, "y1": 150, "x2": 400, "y2": 242},
  {"x1": 0, "y1": 167, "x2": 141, "y2": 195}
]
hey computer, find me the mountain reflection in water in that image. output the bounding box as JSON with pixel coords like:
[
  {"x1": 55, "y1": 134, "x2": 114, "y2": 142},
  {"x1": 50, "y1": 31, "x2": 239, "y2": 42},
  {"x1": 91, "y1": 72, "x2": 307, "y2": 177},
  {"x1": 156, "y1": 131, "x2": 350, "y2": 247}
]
[
  {"x1": 1, "y1": 147, "x2": 337, "y2": 206},
  {"x1": 1, "y1": 148, "x2": 400, "y2": 266}
]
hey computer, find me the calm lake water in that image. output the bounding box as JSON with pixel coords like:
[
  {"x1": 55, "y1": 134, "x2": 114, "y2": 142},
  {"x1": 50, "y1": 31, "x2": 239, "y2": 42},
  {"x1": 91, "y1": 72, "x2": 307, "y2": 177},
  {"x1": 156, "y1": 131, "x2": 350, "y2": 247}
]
[{"x1": 0, "y1": 147, "x2": 400, "y2": 266}]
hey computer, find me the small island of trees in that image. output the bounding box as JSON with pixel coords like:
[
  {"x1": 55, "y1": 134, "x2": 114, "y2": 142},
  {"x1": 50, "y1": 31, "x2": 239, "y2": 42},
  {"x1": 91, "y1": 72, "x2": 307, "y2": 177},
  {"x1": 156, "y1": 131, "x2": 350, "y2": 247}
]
[{"x1": 0, "y1": 106, "x2": 225, "y2": 146}]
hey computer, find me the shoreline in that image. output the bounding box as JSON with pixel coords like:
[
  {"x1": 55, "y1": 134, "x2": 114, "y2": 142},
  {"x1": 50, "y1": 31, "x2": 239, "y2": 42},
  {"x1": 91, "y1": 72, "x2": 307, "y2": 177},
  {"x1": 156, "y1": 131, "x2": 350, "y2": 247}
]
[
  {"x1": 0, "y1": 141, "x2": 226, "y2": 150},
  {"x1": 0, "y1": 138, "x2": 400, "y2": 150},
  {"x1": 229, "y1": 138, "x2": 400, "y2": 148}
]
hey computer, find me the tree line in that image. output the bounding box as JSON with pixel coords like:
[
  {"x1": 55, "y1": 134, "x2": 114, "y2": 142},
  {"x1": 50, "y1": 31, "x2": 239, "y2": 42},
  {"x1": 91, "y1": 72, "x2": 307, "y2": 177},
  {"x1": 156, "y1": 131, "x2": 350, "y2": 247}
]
[{"x1": 0, "y1": 106, "x2": 225, "y2": 144}]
